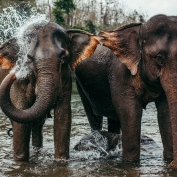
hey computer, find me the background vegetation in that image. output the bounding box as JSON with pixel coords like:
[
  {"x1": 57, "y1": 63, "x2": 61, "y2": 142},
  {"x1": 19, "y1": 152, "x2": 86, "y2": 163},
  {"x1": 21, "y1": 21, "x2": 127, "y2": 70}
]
[
  {"x1": 0, "y1": 0, "x2": 148, "y2": 93},
  {"x1": 0, "y1": 0, "x2": 148, "y2": 37},
  {"x1": 52, "y1": 0, "x2": 147, "y2": 33}
]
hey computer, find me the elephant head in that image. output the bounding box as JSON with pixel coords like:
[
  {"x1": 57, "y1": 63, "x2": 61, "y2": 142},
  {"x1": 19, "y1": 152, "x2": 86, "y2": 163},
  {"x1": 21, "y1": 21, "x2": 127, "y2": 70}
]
[
  {"x1": 0, "y1": 20, "x2": 100, "y2": 160},
  {"x1": 0, "y1": 20, "x2": 100, "y2": 124},
  {"x1": 0, "y1": 20, "x2": 71, "y2": 123},
  {"x1": 100, "y1": 14, "x2": 177, "y2": 168}
]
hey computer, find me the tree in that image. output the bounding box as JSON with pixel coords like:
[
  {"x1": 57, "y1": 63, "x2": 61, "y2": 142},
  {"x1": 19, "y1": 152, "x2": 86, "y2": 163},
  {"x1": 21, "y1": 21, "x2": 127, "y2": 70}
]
[
  {"x1": 52, "y1": 6, "x2": 65, "y2": 25},
  {"x1": 0, "y1": 0, "x2": 36, "y2": 10},
  {"x1": 86, "y1": 20, "x2": 96, "y2": 34},
  {"x1": 52, "y1": 0, "x2": 75, "y2": 26}
]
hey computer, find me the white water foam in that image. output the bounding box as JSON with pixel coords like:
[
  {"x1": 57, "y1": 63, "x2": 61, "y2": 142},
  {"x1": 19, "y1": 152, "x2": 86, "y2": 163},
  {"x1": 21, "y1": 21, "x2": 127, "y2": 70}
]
[
  {"x1": 71, "y1": 131, "x2": 122, "y2": 161},
  {"x1": 0, "y1": 5, "x2": 48, "y2": 80},
  {"x1": 12, "y1": 18, "x2": 49, "y2": 80},
  {"x1": 0, "y1": 5, "x2": 45, "y2": 44}
]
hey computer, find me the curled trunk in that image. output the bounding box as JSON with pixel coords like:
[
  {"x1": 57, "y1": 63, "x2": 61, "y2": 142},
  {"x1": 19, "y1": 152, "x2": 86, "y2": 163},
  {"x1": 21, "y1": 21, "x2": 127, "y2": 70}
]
[{"x1": 0, "y1": 70, "x2": 59, "y2": 123}]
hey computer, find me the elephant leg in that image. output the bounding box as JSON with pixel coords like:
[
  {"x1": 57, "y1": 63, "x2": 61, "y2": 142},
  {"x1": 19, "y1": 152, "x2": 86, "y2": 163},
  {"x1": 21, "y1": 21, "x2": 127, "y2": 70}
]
[
  {"x1": 11, "y1": 121, "x2": 31, "y2": 161},
  {"x1": 53, "y1": 84, "x2": 72, "y2": 160},
  {"x1": 31, "y1": 118, "x2": 45, "y2": 148},
  {"x1": 76, "y1": 80, "x2": 103, "y2": 131},
  {"x1": 155, "y1": 93, "x2": 173, "y2": 159},
  {"x1": 108, "y1": 118, "x2": 121, "y2": 134},
  {"x1": 120, "y1": 102, "x2": 142, "y2": 161},
  {"x1": 112, "y1": 93, "x2": 142, "y2": 161}
]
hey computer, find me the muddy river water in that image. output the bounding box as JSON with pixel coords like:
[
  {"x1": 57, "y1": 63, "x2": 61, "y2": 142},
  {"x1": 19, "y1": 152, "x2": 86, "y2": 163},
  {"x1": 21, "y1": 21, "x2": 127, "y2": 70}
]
[{"x1": 0, "y1": 94, "x2": 177, "y2": 177}]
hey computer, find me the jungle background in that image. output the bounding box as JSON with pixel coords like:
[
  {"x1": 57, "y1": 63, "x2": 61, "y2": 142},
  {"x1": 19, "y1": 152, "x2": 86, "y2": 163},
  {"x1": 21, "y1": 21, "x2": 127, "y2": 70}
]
[
  {"x1": 0, "y1": 0, "x2": 148, "y2": 40},
  {"x1": 0, "y1": 0, "x2": 148, "y2": 93}
]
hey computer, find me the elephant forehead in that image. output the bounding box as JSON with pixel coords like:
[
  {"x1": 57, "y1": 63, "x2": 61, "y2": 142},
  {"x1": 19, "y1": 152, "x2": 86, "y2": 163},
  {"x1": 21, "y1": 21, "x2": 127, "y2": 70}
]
[
  {"x1": 168, "y1": 40, "x2": 177, "y2": 56},
  {"x1": 144, "y1": 35, "x2": 168, "y2": 55},
  {"x1": 17, "y1": 19, "x2": 66, "y2": 39},
  {"x1": 17, "y1": 19, "x2": 49, "y2": 38}
]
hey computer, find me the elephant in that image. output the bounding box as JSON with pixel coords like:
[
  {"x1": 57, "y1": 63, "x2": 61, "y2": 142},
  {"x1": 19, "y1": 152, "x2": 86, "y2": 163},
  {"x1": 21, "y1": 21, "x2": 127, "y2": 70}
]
[
  {"x1": 0, "y1": 15, "x2": 175, "y2": 169},
  {"x1": 0, "y1": 37, "x2": 52, "y2": 161},
  {"x1": 98, "y1": 14, "x2": 177, "y2": 168},
  {"x1": 71, "y1": 14, "x2": 177, "y2": 168},
  {"x1": 0, "y1": 20, "x2": 100, "y2": 161}
]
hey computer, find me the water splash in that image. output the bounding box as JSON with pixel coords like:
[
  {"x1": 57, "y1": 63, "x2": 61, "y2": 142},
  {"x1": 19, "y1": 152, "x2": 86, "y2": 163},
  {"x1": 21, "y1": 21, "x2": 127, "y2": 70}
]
[
  {"x1": 11, "y1": 18, "x2": 49, "y2": 80},
  {"x1": 0, "y1": 4, "x2": 46, "y2": 44},
  {"x1": 0, "y1": 4, "x2": 48, "y2": 80},
  {"x1": 72, "y1": 130, "x2": 122, "y2": 160}
]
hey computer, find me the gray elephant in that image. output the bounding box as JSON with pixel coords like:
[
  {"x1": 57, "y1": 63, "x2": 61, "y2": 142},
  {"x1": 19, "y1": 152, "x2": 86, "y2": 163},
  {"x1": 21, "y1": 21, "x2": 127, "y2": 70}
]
[
  {"x1": 72, "y1": 14, "x2": 177, "y2": 168},
  {"x1": 98, "y1": 14, "x2": 177, "y2": 168},
  {"x1": 0, "y1": 20, "x2": 100, "y2": 161},
  {"x1": 69, "y1": 15, "x2": 177, "y2": 169},
  {"x1": 0, "y1": 15, "x2": 176, "y2": 169},
  {"x1": 0, "y1": 37, "x2": 52, "y2": 160}
]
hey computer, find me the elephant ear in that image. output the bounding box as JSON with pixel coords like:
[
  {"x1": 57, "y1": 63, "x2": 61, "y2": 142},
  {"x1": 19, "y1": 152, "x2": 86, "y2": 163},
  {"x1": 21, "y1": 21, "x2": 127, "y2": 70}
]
[
  {"x1": 67, "y1": 29, "x2": 100, "y2": 70},
  {"x1": 100, "y1": 23, "x2": 142, "y2": 75},
  {"x1": 0, "y1": 38, "x2": 19, "y2": 69}
]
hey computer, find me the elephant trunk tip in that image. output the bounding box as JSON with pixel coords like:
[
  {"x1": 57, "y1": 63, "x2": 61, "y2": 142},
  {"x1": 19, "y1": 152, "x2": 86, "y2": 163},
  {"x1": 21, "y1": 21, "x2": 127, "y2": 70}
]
[{"x1": 8, "y1": 71, "x2": 17, "y2": 80}]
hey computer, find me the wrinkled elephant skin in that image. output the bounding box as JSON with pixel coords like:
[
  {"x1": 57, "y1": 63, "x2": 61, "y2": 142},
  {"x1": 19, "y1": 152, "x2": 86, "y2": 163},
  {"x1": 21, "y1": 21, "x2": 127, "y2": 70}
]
[
  {"x1": 0, "y1": 21, "x2": 100, "y2": 161},
  {"x1": 0, "y1": 21, "x2": 73, "y2": 161},
  {"x1": 97, "y1": 15, "x2": 177, "y2": 168},
  {"x1": 71, "y1": 15, "x2": 177, "y2": 169}
]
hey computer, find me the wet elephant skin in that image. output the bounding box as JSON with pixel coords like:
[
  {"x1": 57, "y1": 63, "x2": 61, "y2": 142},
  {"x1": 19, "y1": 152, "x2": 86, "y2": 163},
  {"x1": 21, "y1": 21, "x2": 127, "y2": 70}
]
[
  {"x1": 0, "y1": 22, "x2": 73, "y2": 161},
  {"x1": 0, "y1": 21, "x2": 101, "y2": 161},
  {"x1": 74, "y1": 15, "x2": 177, "y2": 169},
  {"x1": 0, "y1": 14, "x2": 176, "y2": 170},
  {"x1": 0, "y1": 38, "x2": 48, "y2": 161}
]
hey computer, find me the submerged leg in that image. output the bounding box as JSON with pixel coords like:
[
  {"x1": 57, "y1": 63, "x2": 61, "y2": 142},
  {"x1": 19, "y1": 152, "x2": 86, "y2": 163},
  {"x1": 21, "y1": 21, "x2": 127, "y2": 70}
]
[
  {"x1": 76, "y1": 80, "x2": 103, "y2": 131},
  {"x1": 155, "y1": 93, "x2": 173, "y2": 159},
  {"x1": 11, "y1": 121, "x2": 31, "y2": 161},
  {"x1": 31, "y1": 118, "x2": 45, "y2": 148}
]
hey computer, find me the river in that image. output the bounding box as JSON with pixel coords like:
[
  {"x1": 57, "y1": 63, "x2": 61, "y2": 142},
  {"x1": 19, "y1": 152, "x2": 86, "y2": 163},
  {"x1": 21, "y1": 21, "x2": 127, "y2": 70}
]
[{"x1": 0, "y1": 94, "x2": 176, "y2": 177}]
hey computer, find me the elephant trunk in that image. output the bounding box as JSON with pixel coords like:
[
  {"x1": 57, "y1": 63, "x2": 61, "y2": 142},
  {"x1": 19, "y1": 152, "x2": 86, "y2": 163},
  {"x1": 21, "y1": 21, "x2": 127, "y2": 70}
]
[
  {"x1": 161, "y1": 74, "x2": 177, "y2": 168},
  {"x1": 0, "y1": 60, "x2": 60, "y2": 123}
]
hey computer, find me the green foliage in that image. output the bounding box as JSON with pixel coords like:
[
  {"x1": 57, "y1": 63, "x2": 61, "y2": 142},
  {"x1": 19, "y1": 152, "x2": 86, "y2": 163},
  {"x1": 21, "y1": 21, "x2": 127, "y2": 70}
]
[
  {"x1": 54, "y1": 0, "x2": 75, "y2": 14},
  {"x1": 53, "y1": 0, "x2": 75, "y2": 26},
  {"x1": 72, "y1": 26, "x2": 90, "y2": 33},
  {"x1": 85, "y1": 20, "x2": 96, "y2": 34},
  {"x1": 53, "y1": 7, "x2": 65, "y2": 24}
]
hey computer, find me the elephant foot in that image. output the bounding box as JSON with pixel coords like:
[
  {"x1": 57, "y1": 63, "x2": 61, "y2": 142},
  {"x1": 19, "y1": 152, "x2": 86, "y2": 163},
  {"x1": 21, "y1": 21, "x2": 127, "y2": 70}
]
[
  {"x1": 122, "y1": 154, "x2": 140, "y2": 162},
  {"x1": 32, "y1": 146, "x2": 42, "y2": 150},
  {"x1": 168, "y1": 161, "x2": 177, "y2": 170},
  {"x1": 14, "y1": 152, "x2": 29, "y2": 162},
  {"x1": 32, "y1": 141, "x2": 43, "y2": 148},
  {"x1": 54, "y1": 155, "x2": 69, "y2": 161}
]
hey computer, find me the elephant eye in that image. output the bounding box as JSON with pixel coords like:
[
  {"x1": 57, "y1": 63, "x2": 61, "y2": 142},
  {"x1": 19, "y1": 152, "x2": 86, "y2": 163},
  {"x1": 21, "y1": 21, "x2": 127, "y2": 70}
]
[{"x1": 155, "y1": 54, "x2": 165, "y2": 66}]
